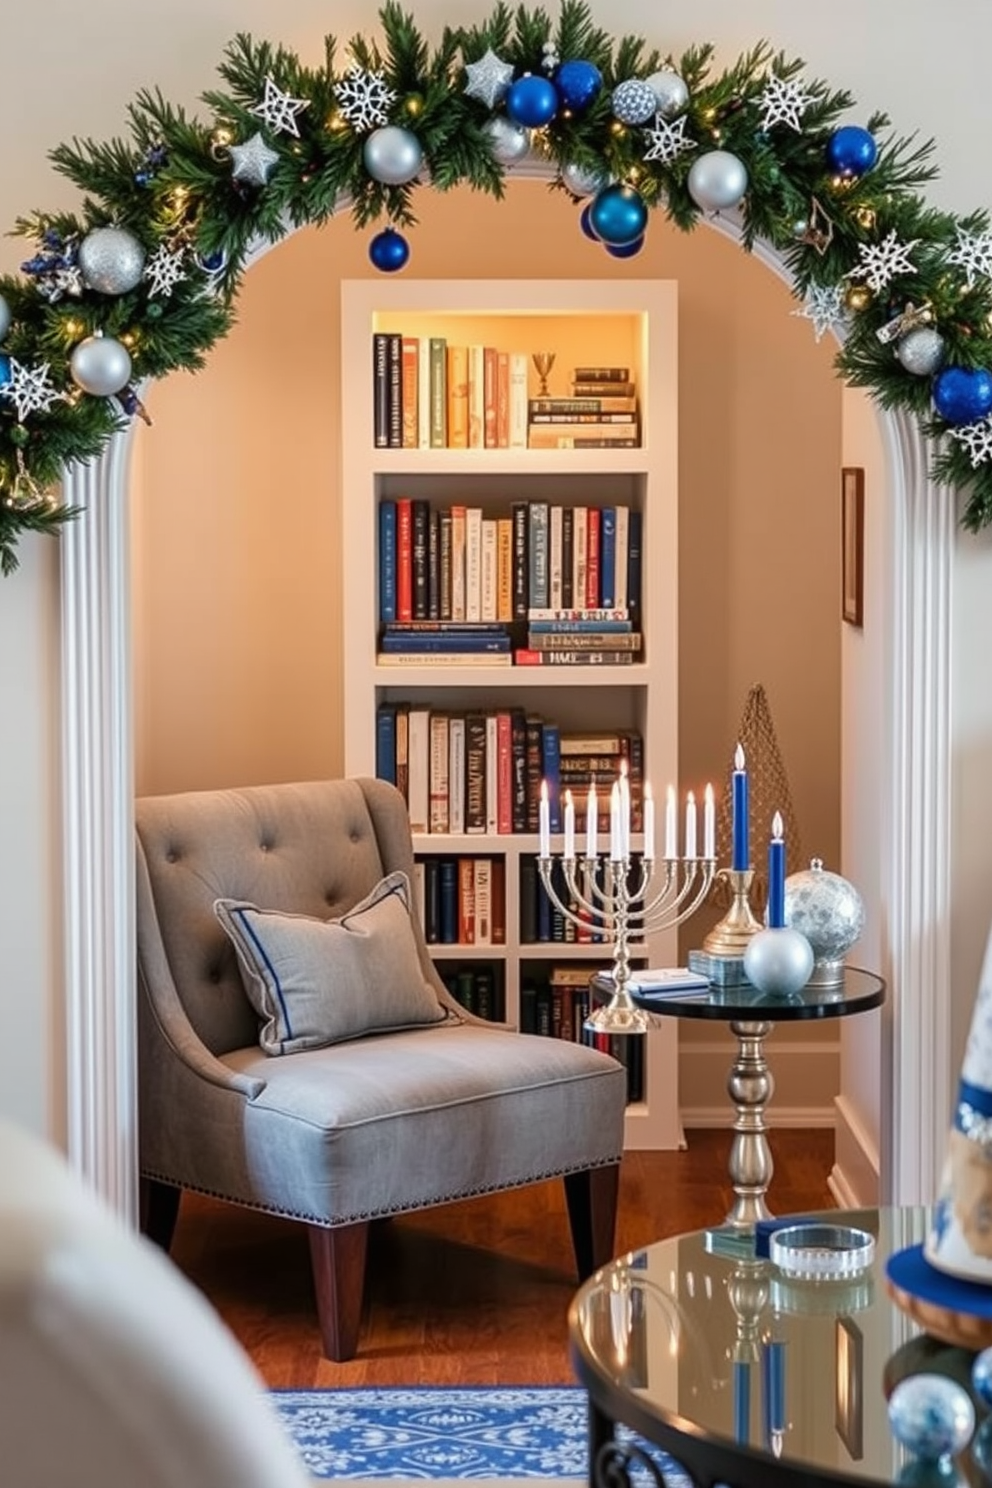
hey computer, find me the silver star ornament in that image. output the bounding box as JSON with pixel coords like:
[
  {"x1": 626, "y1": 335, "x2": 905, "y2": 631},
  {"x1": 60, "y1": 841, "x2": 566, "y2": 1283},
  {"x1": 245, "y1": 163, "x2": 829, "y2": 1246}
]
[
  {"x1": 229, "y1": 131, "x2": 281, "y2": 188},
  {"x1": 463, "y1": 48, "x2": 515, "y2": 108}
]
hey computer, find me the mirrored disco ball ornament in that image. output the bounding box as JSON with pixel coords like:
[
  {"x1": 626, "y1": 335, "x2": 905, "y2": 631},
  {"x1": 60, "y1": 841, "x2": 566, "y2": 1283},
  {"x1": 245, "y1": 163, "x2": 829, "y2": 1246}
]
[
  {"x1": 362, "y1": 126, "x2": 424, "y2": 185},
  {"x1": 610, "y1": 78, "x2": 658, "y2": 126},
  {"x1": 783, "y1": 859, "x2": 865, "y2": 987},
  {"x1": 69, "y1": 334, "x2": 132, "y2": 396},
  {"x1": 484, "y1": 117, "x2": 530, "y2": 165},
  {"x1": 646, "y1": 69, "x2": 689, "y2": 118},
  {"x1": 77, "y1": 226, "x2": 146, "y2": 295},
  {"x1": 896, "y1": 326, "x2": 946, "y2": 377},
  {"x1": 687, "y1": 150, "x2": 748, "y2": 212}
]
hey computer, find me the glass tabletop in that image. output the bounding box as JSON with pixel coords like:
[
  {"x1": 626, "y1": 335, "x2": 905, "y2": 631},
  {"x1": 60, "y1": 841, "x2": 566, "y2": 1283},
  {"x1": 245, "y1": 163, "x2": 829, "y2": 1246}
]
[
  {"x1": 591, "y1": 966, "x2": 886, "y2": 1021},
  {"x1": 568, "y1": 1207, "x2": 988, "y2": 1488}
]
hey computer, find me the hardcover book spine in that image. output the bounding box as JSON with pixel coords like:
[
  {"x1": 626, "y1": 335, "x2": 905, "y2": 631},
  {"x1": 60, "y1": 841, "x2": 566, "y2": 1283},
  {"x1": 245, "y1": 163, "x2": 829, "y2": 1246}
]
[
  {"x1": 427, "y1": 506, "x2": 440, "y2": 620},
  {"x1": 401, "y1": 336, "x2": 419, "y2": 449},
  {"x1": 511, "y1": 709, "x2": 528, "y2": 834},
  {"x1": 541, "y1": 721, "x2": 561, "y2": 832},
  {"x1": 481, "y1": 518, "x2": 498, "y2": 622},
  {"x1": 485, "y1": 714, "x2": 499, "y2": 835},
  {"x1": 496, "y1": 710, "x2": 513, "y2": 835},
  {"x1": 447, "y1": 345, "x2": 469, "y2": 449},
  {"x1": 378, "y1": 499, "x2": 397, "y2": 624},
  {"x1": 465, "y1": 506, "x2": 483, "y2": 622},
  {"x1": 429, "y1": 337, "x2": 447, "y2": 448},
  {"x1": 429, "y1": 712, "x2": 450, "y2": 834},
  {"x1": 412, "y1": 499, "x2": 429, "y2": 620},
  {"x1": 395, "y1": 497, "x2": 413, "y2": 623},
  {"x1": 465, "y1": 714, "x2": 487, "y2": 834},
  {"x1": 600, "y1": 506, "x2": 617, "y2": 609},
  {"x1": 491, "y1": 859, "x2": 506, "y2": 946},
  {"x1": 438, "y1": 859, "x2": 458, "y2": 944},
  {"x1": 525, "y1": 716, "x2": 543, "y2": 832},
  {"x1": 417, "y1": 335, "x2": 432, "y2": 449},
  {"x1": 423, "y1": 856, "x2": 439, "y2": 942},
  {"x1": 528, "y1": 501, "x2": 549, "y2": 612},
  {"x1": 509, "y1": 352, "x2": 528, "y2": 448},
  {"x1": 458, "y1": 858, "x2": 475, "y2": 943},
  {"x1": 448, "y1": 716, "x2": 466, "y2": 834},
  {"x1": 627, "y1": 508, "x2": 643, "y2": 632},
  {"x1": 407, "y1": 707, "x2": 431, "y2": 835},
  {"x1": 395, "y1": 704, "x2": 409, "y2": 802},
  {"x1": 496, "y1": 517, "x2": 513, "y2": 623},
  {"x1": 548, "y1": 505, "x2": 563, "y2": 613},
  {"x1": 614, "y1": 505, "x2": 629, "y2": 613},
  {"x1": 387, "y1": 332, "x2": 403, "y2": 449},
  {"x1": 496, "y1": 351, "x2": 510, "y2": 448},
  {"x1": 511, "y1": 501, "x2": 529, "y2": 622},
  {"x1": 372, "y1": 332, "x2": 390, "y2": 449},
  {"x1": 483, "y1": 346, "x2": 498, "y2": 449},
  {"x1": 572, "y1": 506, "x2": 587, "y2": 613},
  {"x1": 375, "y1": 703, "x2": 397, "y2": 785},
  {"x1": 474, "y1": 858, "x2": 492, "y2": 945},
  {"x1": 586, "y1": 506, "x2": 601, "y2": 610},
  {"x1": 561, "y1": 506, "x2": 574, "y2": 610},
  {"x1": 468, "y1": 343, "x2": 485, "y2": 450},
  {"x1": 572, "y1": 365, "x2": 629, "y2": 382},
  {"x1": 451, "y1": 505, "x2": 467, "y2": 621},
  {"x1": 439, "y1": 509, "x2": 453, "y2": 621}
]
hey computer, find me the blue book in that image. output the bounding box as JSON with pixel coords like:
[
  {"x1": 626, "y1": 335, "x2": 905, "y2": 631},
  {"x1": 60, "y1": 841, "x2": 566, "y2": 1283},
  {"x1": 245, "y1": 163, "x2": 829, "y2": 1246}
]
[
  {"x1": 380, "y1": 633, "x2": 511, "y2": 653},
  {"x1": 541, "y1": 721, "x2": 561, "y2": 832},
  {"x1": 627, "y1": 508, "x2": 643, "y2": 631},
  {"x1": 438, "y1": 859, "x2": 458, "y2": 944},
  {"x1": 379, "y1": 501, "x2": 397, "y2": 624},
  {"x1": 375, "y1": 704, "x2": 397, "y2": 785},
  {"x1": 528, "y1": 618, "x2": 631, "y2": 634},
  {"x1": 600, "y1": 507, "x2": 617, "y2": 609}
]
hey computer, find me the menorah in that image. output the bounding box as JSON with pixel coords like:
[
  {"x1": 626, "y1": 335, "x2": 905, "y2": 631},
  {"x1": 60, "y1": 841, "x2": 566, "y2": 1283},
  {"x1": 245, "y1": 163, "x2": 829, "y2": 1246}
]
[{"x1": 538, "y1": 771, "x2": 718, "y2": 1034}]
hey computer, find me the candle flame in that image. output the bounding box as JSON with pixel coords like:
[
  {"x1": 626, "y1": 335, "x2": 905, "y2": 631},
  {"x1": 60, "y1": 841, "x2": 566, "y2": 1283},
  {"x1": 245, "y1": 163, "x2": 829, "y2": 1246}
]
[
  {"x1": 619, "y1": 758, "x2": 628, "y2": 778},
  {"x1": 540, "y1": 779, "x2": 548, "y2": 802},
  {"x1": 644, "y1": 781, "x2": 652, "y2": 801},
  {"x1": 734, "y1": 742, "x2": 745, "y2": 771},
  {"x1": 687, "y1": 789, "x2": 695, "y2": 805},
  {"x1": 565, "y1": 787, "x2": 573, "y2": 807},
  {"x1": 705, "y1": 782, "x2": 714, "y2": 806},
  {"x1": 667, "y1": 783, "x2": 676, "y2": 805},
  {"x1": 772, "y1": 810, "x2": 783, "y2": 839}
]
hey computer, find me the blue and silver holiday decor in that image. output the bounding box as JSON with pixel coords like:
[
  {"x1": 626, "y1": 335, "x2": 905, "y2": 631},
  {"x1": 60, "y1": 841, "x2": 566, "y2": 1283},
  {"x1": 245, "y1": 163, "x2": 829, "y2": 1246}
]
[
  {"x1": 783, "y1": 858, "x2": 865, "y2": 988},
  {"x1": 505, "y1": 73, "x2": 558, "y2": 128},
  {"x1": 588, "y1": 184, "x2": 647, "y2": 246},
  {"x1": 646, "y1": 69, "x2": 689, "y2": 118},
  {"x1": 483, "y1": 117, "x2": 530, "y2": 166},
  {"x1": 0, "y1": 293, "x2": 9, "y2": 343},
  {"x1": 363, "y1": 126, "x2": 424, "y2": 185},
  {"x1": 687, "y1": 150, "x2": 748, "y2": 212},
  {"x1": 887, "y1": 1374, "x2": 975, "y2": 1463},
  {"x1": 610, "y1": 78, "x2": 658, "y2": 126},
  {"x1": 0, "y1": 354, "x2": 11, "y2": 387},
  {"x1": 897, "y1": 326, "x2": 946, "y2": 377},
  {"x1": 368, "y1": 227, "x2": 410, "y2": 273},
  {"x1": 69, "y1": 334, "x2": 132, "y2": 397},
  {"x1": 561, "y1": 160, "x2": 608, "y2": 197},
  {"x1": 195, "y1": 247, "x2": 228, "y2": 276},
  {"x1": 554, "y1": 59, "x2": 602, "y2": 112},
  {"x1": 826, "y1": 125, "x2": 878, "y2": 178},
  {"x1": 933, "y1": 365, "x2": 992, "y2": 425},
  {"x1": 579, "y1": 202, "x2": 600, "y2": 240},
  {"x1": 605, "y1": 236, "x2": 645, "y2": 258},
  {"x1": 973, "y1": 1348, "x2": 992, "y2": 1409},
  {"x1": 742, "y1": 926, "x2": 814, "y2": 998},
  {"x1": 77, "y1": 226, "x2": 146, "y2": 295}
]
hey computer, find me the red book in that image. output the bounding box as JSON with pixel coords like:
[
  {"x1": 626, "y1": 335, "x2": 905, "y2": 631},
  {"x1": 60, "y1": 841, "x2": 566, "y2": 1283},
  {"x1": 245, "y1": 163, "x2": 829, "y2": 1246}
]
[
  {"x1": 586, "y1": 507, "x2": 601, "y2": 610},
  {"x1": 396, "y1": 497, "x2": 413, "y2": 622},
  {"x1": 496, "y1": 710, "x2": 513, "y2": 834}
]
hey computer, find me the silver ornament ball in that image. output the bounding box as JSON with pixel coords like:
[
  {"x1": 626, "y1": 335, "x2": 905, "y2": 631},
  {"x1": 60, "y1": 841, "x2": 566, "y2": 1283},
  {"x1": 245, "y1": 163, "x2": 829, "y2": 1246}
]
[
  {"x1": 896, "y1": 326, "x2": 946, "y2": 377},
  {"x1": 645, "y1": 69, "x2": 689, "y2": 119},
  {"x1": 484, "y1": 117, "x2": 530, "y2": 166},
  {"x1": 561, "y1": 160, "x2": 608, "y2": 197},
  {"x1": 743, "y1": 926, "x2": 814, "y2": 998},
  {"x1": 69, "y1": 334, "x2": 132, "y2": 397},
  {"x1": 784, "y1": 858, "x2": 865, "y2": 987},
  {"x1": 77, "y1": 227, "x2": 146, "y2": 295},
  {"x1": 611, "y1": 78, "x2": 659, "y2": 126},
  {"x1": 687, "y1": 150, "x2": 749, "y2": 212},
  {"x1": 362, "y1": 126, "x2": 424, "y2": 186},
  {"x1": 0, "y1": 293, "x2": 10, "y2": 343}
]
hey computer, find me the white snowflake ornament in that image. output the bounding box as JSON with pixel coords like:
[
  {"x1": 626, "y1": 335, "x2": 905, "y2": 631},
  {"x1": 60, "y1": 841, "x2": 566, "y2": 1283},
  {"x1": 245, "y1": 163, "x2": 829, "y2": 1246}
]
[
  {"x1": 250, "y1": 75, "x2": 309, "y2": 138},
  {"x1": 463, "y1": 48, "x2": 514, "y2": 108},
  {"x1": 144, "y1": 244, "x2": 187, "y2": 298},
  {"x1": 791, "y1": 283, "x2": 846, "y2": 343},
  {"x1": 757, "y1": 75, "x2": 812, "y2": 132},
  {"x1": 35, "y1": 266, "x2": 84, "y2": 304},
  {"x1": 335, "y1": 68, "x2": 397, "y2": 131},
  {"x1": 950, "y1": 415, "x2": 992, "y2": 468},
  {"x1": 947, "y1": 229, "x2": 992, "y2": 290},
  {"x1": 1, "y1": 359, "x2": 62, "y2": 421},
  {"x1": 847, "y1": 230, "x2": 920, "y2": 294},
  {"x1": 643, "y1": 113, "x2": 695, "y2": 167}
]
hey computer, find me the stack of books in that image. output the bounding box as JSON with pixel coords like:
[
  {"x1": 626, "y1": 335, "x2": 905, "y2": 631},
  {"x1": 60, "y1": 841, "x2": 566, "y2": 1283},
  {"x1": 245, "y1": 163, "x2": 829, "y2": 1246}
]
[
  {"x1": 527, "y1": 365, "x2": 640, "y2": 450},
  {"x1": 515, "y1": 609, "x2": 642, "y2": 668},
  {"x1": 379, "y1": 621, "x2": 513, "y2": 667}
]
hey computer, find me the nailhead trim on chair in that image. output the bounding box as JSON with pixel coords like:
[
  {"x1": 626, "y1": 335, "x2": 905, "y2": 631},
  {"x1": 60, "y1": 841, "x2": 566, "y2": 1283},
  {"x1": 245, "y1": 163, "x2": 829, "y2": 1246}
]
[{"x1": 141, "y1": 1154, "x2": 623, "y2": 1228}]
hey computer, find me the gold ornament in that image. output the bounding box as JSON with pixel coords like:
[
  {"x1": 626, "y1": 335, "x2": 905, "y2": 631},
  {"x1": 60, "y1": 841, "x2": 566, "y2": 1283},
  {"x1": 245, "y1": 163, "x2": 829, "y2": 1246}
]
[{"x1": 845, "y1": 284, "x2": 873, "y2": 313}]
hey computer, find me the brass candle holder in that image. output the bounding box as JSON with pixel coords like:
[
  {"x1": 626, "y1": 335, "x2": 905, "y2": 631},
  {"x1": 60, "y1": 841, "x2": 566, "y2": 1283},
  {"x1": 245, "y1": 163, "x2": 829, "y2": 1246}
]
[
  {"x1": 703, "y1": 868, "x2": 762, "y2": 958},
  {"x1": 532, "y1": 350, "x2": 556, "y2": 397}
]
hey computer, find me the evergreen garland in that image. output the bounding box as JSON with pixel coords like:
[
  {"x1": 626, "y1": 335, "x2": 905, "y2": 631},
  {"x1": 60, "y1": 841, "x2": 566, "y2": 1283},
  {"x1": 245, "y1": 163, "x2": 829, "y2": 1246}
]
[{"x1": 1, "y1": 0, "x2": 991, "y2": 572}]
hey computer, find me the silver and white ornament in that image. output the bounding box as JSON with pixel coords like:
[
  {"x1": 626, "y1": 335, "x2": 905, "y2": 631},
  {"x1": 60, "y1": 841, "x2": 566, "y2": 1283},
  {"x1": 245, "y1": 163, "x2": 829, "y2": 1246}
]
[
  {"x1": 484, "y1": 117, "x2": 529, "y2": 166},
  {"x1": 78, "y1": 227, "x2": 146, "y2": 295},
  {"x1": 743, "y1": 925, "x2": 814, "y2": 997},
  {"x1": 896, "y1": 326, "x2": 946, "y2": 376},
  {"x1": 229, "y1": 131, "x2": 281, "y2": 188},
  {"x1": 610, "y1": 78, "x2": 657, "y2": 127},
  {"x1": 69, "y1": 333, "x2": 132, "y2": 397},
  {"x1": 687, "y1": 150, "x2": 748, "y2": 212},
  {"x1": 462, "y1": 48, "x2": 514, "y2": 108},
  {"x1": 561, "y1": 160, "x2": 608, "y2": 197},
  {"x1": 646, "y1": 69, "x2": 689, "y2": 119},
  {"x1": 363, "y1": 125, "x2": 423, "y2": 185}
]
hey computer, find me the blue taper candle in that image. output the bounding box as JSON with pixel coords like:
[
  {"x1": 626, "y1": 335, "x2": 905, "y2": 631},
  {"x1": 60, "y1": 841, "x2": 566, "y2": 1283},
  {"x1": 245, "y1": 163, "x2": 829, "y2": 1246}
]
[
  {"x1": 768, "y1": 811, "x2": 786, "y2": 928},
  {"x1": 733, "y1": 1360, "x2": 751, "y2": 1444},
  {"x1": 732, "y1": 743, "x2": 749, "y2": 871}
]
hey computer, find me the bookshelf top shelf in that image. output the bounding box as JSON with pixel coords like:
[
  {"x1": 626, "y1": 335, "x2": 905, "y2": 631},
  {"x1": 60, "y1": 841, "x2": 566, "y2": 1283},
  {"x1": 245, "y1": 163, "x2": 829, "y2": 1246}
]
[
  {"x1": 368, "y1": 447, "x2": 652, "y2": 477},
  {"x1": 377, "y1": 664, "x2": 651, "y2": 688}
]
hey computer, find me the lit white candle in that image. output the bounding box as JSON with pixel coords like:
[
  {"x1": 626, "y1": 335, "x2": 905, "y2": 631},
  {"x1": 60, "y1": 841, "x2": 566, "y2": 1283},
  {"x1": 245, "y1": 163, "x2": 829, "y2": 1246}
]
[
  {"x1": 586, "y1": 784, "x2": 598, "y2": 860},
  {"x1": 665, "y1": 784, "x2": 677, "y2": 860},
  {"x1": 619, "y1": 762, "x2": 631, "y2": 862},
  {"x1": 539, "y1": 780, "x2": 550, "y2": 859},
  {"x1": 563, "y1": 789, "x2": 576, "y2": 860},
  {"x1": 610, "y1": 782, "x2": 622, "y2": 862},
  {"x1": 643, "y1": 783, "x2": 655, "y2": 861},
  {"x1": 704, "y1": 782, "x2": 716, "y2": 859},
  {"x1": 684, "y1": 789, "x2": 697, "y2": 860}
]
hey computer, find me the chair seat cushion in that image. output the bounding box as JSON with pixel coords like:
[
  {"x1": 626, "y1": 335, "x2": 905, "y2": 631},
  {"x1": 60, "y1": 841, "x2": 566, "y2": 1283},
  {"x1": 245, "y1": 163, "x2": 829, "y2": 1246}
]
[{"x1": 220, "y1": 1023, "x2": 626, "y2": 1225}]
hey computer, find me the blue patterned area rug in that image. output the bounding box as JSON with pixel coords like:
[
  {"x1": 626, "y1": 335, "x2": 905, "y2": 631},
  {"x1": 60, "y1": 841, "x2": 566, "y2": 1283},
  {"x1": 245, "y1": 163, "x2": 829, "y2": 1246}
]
[{"x1": 271, "y1": 1386, "x2": 689, "y2": 1482}]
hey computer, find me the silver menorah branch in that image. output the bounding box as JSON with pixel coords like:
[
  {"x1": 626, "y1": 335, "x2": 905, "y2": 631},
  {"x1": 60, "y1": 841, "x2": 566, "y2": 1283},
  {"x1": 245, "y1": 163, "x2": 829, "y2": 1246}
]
[{"x1": 537, "y1": 849, "x2": 717, "y2": 1034}]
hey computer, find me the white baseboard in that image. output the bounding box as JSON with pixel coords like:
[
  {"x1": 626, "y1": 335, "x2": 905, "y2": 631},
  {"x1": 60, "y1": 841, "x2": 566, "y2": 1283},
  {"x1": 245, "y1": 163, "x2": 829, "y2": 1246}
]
[
  {"x1": 681, "y1": 1104, "x2": 836, "y2": 1129},
  {"x1": 829, "y1": 1092, "x2": 880, "y2": 1207}
]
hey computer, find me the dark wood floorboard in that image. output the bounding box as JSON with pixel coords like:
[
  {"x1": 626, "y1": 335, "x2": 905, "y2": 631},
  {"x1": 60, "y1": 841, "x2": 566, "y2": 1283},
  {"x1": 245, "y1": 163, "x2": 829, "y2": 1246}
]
[{"x1": 169, "y1": 1127, "x2": 835, "y2": 1388}]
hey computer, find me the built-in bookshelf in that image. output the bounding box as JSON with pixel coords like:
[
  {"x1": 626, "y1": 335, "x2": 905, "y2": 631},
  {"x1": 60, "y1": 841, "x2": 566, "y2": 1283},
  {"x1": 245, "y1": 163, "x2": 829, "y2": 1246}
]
[{"x1": 341, "y1": 278, "x2": 679, "y2": 1149}]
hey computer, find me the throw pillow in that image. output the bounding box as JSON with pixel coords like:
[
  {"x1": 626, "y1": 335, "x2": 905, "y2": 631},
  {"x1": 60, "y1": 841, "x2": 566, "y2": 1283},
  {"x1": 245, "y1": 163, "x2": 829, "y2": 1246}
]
[{"x1": 214, "y1": 870, "x2": 448, "y2": 1055}]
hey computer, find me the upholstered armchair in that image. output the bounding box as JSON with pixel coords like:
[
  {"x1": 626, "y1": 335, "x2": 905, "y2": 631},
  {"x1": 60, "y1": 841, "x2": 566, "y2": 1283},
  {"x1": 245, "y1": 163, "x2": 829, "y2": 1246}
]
[{"x1": 135, "y1": 776, "x2": 627, "y2": 1361}]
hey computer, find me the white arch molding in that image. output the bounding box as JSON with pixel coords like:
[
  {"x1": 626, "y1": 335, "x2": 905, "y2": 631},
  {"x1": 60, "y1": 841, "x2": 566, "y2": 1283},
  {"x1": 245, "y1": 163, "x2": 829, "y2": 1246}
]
[{"x1": 58, "y1": 192, "x2": 954, "y2": 1222}]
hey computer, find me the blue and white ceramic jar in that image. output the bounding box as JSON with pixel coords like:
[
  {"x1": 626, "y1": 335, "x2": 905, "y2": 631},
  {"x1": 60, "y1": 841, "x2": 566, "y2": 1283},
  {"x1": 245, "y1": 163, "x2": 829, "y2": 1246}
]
[{"x1": 783, "y1": 858, "x2": 865, "y2": 987}]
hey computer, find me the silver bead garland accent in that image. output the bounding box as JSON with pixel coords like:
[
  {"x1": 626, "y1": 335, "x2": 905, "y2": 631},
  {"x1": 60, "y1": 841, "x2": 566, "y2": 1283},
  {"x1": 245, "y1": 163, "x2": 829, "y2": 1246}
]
[
  {"x1": 611, "y1": 78, "x2": 658, "y2": 126},
  {"x1": 77, "y1": 227, "x2": 146, "y2": 295},
  {"x1": 362, "y1": 126, "x2": 424, "y2": 185},
  {"x1": 69, "y1": 333, "x2": 133, "y2": 397},
  {"x1": 896, "y1": 325, "x2": 946, "y2": 376}
]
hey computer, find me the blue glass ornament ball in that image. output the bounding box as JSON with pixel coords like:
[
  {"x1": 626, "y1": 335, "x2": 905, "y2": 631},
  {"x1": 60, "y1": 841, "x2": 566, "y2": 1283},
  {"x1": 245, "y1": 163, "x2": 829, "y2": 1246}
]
[
  {"x1": 932, "y1": 365, "x2": 992, "y2": 424},
  {"x1": 605, "y1": 236, "x2": 645, "y2": 259},
  {"x1": 555, "y1": 59, "x2": 603, "y2": 112},
  {"x1": 505, "y1": 74, "x2": 559, "y2": 128},
  {"x1": 0, "y1": 354, "x2": 10, "y2": 386},
  {"x1": 579, "y1": 203, "x2": 601, "y2": 241},
  {"x1": 972, "y1": 1347, "x2": 992, "y2": 1408},
  {"x1": 887, "y1": 1373, "x2": 975, "y2": 1461},
  {"x1": 368, "y1": 228, "x2": 410, "y2": 273},
  {"x1": 588, "y1": 185, "x2": 648, "y2": 247},
  {"x1": 826, "y1": 125, "x2": 878, "y2": 178}
]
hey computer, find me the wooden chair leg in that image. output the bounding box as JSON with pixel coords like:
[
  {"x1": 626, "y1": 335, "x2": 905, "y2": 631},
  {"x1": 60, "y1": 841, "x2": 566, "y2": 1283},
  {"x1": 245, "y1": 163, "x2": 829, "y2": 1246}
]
[
  {"x1": 139, "y1": 1176, "x2": 182, "y2": 1252},
  {"x1": 564, "y1": 1162, "x2": 620, "y2": 1281},
  {"x1": 307, "y1": 1221, "x2": 370, "y2": 1362}
]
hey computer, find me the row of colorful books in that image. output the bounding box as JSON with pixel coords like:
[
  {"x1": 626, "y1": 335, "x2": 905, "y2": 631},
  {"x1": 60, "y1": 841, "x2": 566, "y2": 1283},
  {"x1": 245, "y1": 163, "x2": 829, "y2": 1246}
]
[
  {"x1": 378, "y1": 498, "x2": 643, "y2": 629},
  {"x1": 376, "y1": 708, "x2": 644, "y2": 834},
  {"x1": 520, "y1": 969, "x2": 646, "y2": 1102},
  {"x1": 519, "y1": 855, "x2": 647, "y2": 946},
  {"x1": 437, "y1": 965, "x2": 505, "y2": 1022},
  {"x1": 527, "y1": 365, "x2": 641, "y2": 450},
  {"x1": 414, "y1": 856, "x2": 507, "y2": 947}
]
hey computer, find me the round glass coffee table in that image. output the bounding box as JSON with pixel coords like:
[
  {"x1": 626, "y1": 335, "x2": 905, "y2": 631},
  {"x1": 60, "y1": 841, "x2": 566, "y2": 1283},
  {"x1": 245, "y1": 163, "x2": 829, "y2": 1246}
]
[
  {"x1": 591, "y1": 967, "x2": 886, "y2": 1228},
  {"x1": 569, "y1": 1206, "x2": 985, "y2": 1488}
]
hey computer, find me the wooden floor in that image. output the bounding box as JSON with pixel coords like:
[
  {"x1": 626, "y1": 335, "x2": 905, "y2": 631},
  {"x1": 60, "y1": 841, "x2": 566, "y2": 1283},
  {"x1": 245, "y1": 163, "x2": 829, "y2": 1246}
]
[{"x1": 170, "y1": 1127, "x2": 835, "y2": 1389}]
